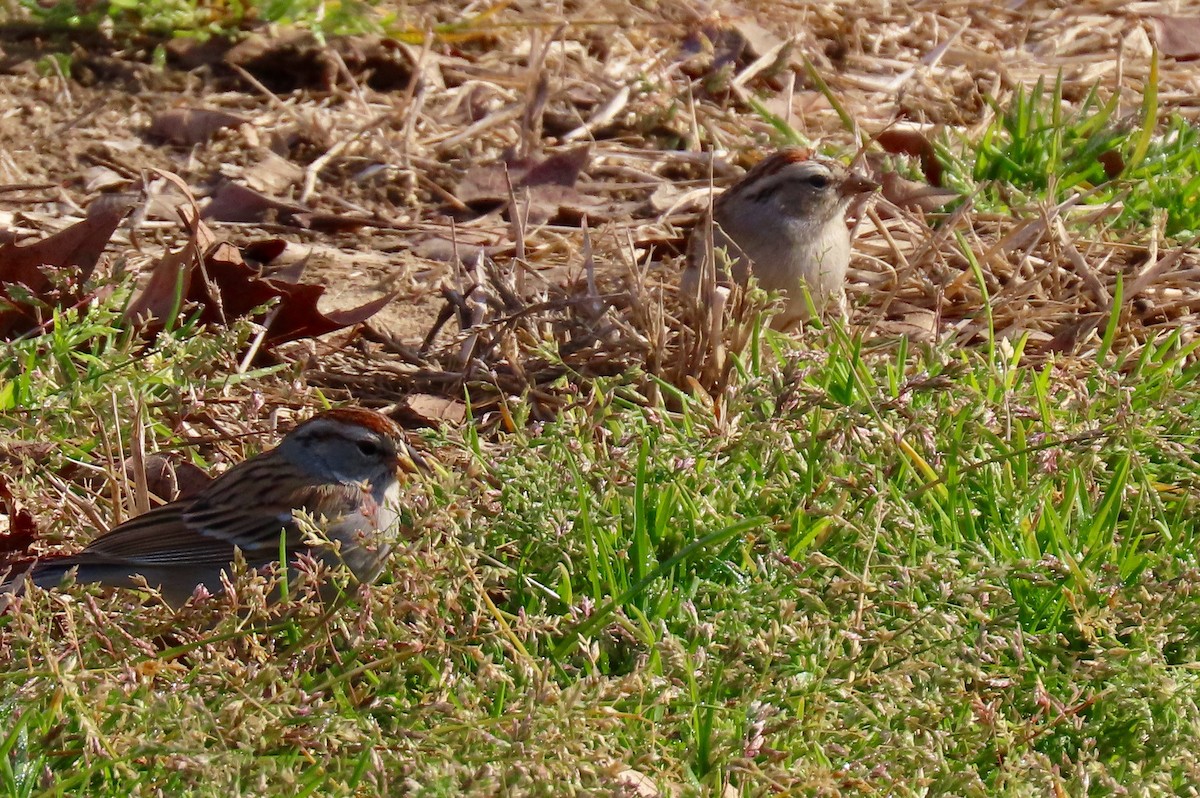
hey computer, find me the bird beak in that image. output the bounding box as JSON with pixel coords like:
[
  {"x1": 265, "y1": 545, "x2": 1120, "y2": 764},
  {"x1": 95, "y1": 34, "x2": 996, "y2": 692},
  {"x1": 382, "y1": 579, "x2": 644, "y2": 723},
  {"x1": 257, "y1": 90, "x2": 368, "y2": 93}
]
[
  {"x1": 393, "y1": 443, "x2": 429, "y2": 476},
  {"x1": 839, "y1": 172, "x2": 879, "y2": 198}
]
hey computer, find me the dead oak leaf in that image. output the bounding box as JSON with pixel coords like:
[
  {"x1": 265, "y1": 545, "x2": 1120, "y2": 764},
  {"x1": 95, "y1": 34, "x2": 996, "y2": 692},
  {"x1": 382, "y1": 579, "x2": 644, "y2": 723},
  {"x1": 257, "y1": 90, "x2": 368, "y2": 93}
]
[
  {"x1": 876, "y1": 128, "x2": 944, "y2": 187},
  {"x1": 1154, "y1": 16, "x2": 1200, "y2": 60},
  {"x1": 128, "y1": 217, "x2": 392, "y2": 346},
  {"x1": 196, "y1": 244, "x2": 394, "y2": 344},
  {"x1": 397, "y1": 394, "x2": 468, "y2": 427},
  {"x1": 123, "y1": 202, "x2": 214, "y2": 327},
  {"x1": 203, "y1": 181, "x2": 306, "y2": 224},
  {"x1": 148, "y1": 107, "x2": 249, "y2": 146},
  {"x1": 0, "y1": 198, "x2": 131, "y2": 337},
  {"x1": 455, "y1": 145, "x2": 600, "y2": 224}
]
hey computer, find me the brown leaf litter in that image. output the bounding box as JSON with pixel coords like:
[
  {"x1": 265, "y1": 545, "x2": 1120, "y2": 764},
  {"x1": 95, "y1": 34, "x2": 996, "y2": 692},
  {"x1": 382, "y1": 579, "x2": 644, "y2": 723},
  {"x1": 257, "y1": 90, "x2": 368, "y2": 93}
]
[
  {"x1": 126, "y1": 175, "x2": 395, "y2": 348},
  {"x1": 0, "y1": 169, "x2": 392, "y2": 350},
  {"x1": 0, "y1": 196, "x2": 131, "y2": 337},
  {"x1": 0, "y1": 0, "x2": 1198, "y2": 425}
]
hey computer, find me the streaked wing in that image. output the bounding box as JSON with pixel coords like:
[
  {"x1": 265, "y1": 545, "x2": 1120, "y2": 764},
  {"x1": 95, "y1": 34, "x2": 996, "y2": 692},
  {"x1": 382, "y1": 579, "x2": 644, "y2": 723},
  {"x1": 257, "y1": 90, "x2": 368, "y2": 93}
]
[
  {"x1": 70, "y1": 502, "x2": 238, "y2": 565},
  {"x1": 75, "y1": 457, "x2": 365, "y2": 567},
  {"x1": 183, "y1": 481, "x2": 364, "y2": 552}
]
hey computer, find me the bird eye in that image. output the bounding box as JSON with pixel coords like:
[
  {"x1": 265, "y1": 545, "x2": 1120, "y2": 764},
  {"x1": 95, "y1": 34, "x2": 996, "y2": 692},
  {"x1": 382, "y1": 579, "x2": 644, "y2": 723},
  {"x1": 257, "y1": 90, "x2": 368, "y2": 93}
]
[
  {"x1": 804, "y1": 173, "x2": 831, "y2": 189},
  {"x1": 357, "y1": 440, "x2": 382, "y2": 457}
]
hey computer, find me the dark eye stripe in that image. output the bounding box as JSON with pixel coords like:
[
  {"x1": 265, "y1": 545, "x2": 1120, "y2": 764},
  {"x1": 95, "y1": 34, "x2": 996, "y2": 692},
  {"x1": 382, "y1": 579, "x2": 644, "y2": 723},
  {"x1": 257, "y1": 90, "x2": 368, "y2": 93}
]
[
  {"x1": 743, "y1": 183, "x2": 780, "y2": 204},
  {"x1": 738, "y1": 169, "x2": 832, "y2": 205}
]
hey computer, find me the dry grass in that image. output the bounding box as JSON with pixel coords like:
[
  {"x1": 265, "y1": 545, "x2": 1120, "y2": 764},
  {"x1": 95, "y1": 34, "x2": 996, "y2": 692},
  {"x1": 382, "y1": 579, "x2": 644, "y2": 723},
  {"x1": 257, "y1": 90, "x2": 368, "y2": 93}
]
[
  {"x1": 269, "y1": 0, "x2": 1200, "y2": 412},
  {"x1": 1, "y1": 1, "x2": 1194, "y2": 393}
]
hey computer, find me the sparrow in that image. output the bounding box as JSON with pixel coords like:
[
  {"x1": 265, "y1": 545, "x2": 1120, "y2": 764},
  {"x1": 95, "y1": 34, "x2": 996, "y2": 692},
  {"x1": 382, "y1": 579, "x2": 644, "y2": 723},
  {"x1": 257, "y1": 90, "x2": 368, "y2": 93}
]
[
  {"x1": 682, "y1": 148, "x2": 877, "y2": 329},
  {"x1": 3, "y1": 408, "x2": 425, "y2": 606}
]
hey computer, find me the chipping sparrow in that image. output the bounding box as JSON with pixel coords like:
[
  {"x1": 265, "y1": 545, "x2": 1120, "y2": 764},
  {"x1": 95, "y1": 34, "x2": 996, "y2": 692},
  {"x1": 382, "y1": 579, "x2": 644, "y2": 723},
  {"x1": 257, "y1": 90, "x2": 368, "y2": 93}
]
[
  {"x1": 681, "y1": 149, "x2": 877, "y2": 329},
  {"x1": 5, "y1": 408, "x2": 425, "y2": 606}
]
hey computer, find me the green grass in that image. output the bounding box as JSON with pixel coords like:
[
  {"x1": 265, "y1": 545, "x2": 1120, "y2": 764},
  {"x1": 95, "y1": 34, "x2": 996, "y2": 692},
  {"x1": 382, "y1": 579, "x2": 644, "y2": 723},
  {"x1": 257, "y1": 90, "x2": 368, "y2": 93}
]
[
  {"x1": 8, "y1": 0, "x2": 385, "y2": 39},
  {"x1": 937, "y1": 70, "x2": 1200, "y2": 239},
  {"x1": 4, "y1": 306, "x2": 1200, "y2": 794},
  {"x1": 0, "y1": 285, "x2": 274, "y2": 485},
  {"x1": 6, "y1": 0, "x2": 498, "y2": 45}
]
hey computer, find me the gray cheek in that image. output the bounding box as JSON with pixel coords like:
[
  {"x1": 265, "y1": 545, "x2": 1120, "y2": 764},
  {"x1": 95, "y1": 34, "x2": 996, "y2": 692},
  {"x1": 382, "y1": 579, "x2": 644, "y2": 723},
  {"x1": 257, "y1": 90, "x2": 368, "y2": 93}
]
[
  {"x1": 812, "y1": 194, "x2": 847, "y2": 222},
  {"x1": 363, "y1": 468, "x2": 394, "y2": 501},
  {"x1": 777, "y1": 187, "x2": 826, "y2": 218}
]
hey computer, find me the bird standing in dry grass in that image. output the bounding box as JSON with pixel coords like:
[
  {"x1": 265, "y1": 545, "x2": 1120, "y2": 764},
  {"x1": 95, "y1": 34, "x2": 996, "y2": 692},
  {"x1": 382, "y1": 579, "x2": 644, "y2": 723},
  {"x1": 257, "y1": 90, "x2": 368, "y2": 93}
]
[
  {"x1": 682, "y1": 148, "x2": 878, "y2": 330},
  {"x1": 3, "y1": 408, "x2": 425, "y2": 607}
]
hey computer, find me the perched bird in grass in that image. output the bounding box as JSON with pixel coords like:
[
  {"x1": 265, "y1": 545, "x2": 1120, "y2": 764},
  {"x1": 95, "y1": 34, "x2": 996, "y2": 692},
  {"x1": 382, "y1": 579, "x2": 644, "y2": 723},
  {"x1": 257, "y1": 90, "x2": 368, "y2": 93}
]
[
  {"x1": 3, "y1": 408, "x2": 426, "y2": 607},
  {"x1": 681, "y1": 148, "x2": 878, "y2": 329}
]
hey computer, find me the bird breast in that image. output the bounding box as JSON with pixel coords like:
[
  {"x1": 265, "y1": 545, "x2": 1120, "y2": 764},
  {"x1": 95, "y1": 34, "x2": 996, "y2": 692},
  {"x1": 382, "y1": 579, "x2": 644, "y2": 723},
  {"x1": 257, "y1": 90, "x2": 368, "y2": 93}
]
[{"x1": 715, "y1": 214, "x2": 851, "y2": 296}]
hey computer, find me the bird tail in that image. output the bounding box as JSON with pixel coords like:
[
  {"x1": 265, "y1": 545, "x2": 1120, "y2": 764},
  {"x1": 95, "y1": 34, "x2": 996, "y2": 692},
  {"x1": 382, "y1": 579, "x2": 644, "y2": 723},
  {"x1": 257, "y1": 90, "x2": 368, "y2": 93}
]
[
  {"x1": 1, "y1": 557, "x2": 93, "y2": 599},
  {"x1": 0, "y1": 559, "x2": 33, "y2": 594},
  {"x1": 0, "y1": 561, "x2": 32, "y2": 612}
]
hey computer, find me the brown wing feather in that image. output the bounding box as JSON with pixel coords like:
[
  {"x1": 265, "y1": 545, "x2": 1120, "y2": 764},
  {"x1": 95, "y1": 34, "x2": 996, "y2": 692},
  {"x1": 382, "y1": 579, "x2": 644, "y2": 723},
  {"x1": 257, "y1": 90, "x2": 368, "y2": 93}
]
[
  {"x1": 69, "y1": 503, "x2": 238, "y2": 565},
  {"x1": 73, "y1": 457, "x2": 364, "y2": 567}
]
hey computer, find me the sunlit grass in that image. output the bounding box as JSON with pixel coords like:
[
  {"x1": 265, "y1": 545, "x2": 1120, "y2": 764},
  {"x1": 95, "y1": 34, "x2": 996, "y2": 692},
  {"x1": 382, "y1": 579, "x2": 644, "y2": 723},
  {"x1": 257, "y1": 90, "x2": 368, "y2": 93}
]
[
  {"x1": 5, "y1": 308, "x2": 1200, "y2": 794},
  {"x1": 7, "y1": 0, "x2": 384, "y2": 38},
  {"x1": 1, "y1": 7, "x2": 1199, "y2": 795},
  {"x1": 938, "y1": 71, "x2": 1200, "y2": 239}
]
